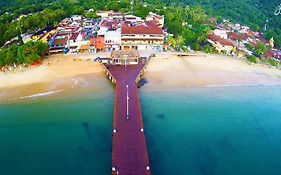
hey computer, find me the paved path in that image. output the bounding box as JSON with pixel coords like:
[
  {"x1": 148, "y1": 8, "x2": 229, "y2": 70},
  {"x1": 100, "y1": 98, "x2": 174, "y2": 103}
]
[{"x1": 103, "y1": 58, "x2": 150, "y2": 175}]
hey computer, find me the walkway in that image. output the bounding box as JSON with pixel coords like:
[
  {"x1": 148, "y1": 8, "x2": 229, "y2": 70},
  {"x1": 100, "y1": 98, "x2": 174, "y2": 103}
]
[{"x1": 102, "y1": 58, "x2": 151, "y2": 175}]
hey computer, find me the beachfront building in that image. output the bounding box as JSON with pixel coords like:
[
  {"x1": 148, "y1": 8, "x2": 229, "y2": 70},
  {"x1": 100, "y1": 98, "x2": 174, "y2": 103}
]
[
  {"x1": 121, "y1": 25, "x2": 164, "y2": 52},
  {"x1": 49, "y1": 32, "x2": 70, "y2": 53},
  {"x1": 146, "y1": 12, "x2": 165, "y2": 27},
  {"x1": 105, "y1": 29, "x2": 121, "y2": 51},
  {"x1": 110, "y1": 50, "x2": 140, "y2": 65},
  {"x1": 208, "y1": 33, "x2": 234, "y2": 54},
  {"x1": 69, "y1": 32, "x2": 83, "y2": 53},
  {"x1": 90, "y1": 37, "x2": 105, "y2": 53},
  {"x1": 49, "y1": 37, "x2": 69, "y2": 54}
]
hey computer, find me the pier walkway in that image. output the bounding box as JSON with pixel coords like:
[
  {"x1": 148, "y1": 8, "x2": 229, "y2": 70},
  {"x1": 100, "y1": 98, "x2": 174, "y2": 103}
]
[{"x1": 101, "y1": 58, "x2": 151, "y2": 175}]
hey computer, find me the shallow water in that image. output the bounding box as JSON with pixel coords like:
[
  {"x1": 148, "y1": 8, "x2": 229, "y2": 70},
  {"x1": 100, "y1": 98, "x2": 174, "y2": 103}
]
[{"x1": 140, "y1": 86, "x2": 281, "y2": 175}]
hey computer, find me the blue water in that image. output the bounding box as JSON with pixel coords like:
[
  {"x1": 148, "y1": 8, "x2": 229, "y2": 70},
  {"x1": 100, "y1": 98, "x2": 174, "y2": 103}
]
[
  {"x1": 0, "y1": 89, "x2": 114, "y2": 175},
  {"x1": 1, "y1": 85, "x2": 281, "y2": 175},
  {"x1": 140, "y1": 86, "x2": 281, "y2": 175}
]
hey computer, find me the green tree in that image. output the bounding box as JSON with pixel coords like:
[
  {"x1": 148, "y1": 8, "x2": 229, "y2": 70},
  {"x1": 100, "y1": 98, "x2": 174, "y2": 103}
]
[
  {"x1": 245, "y1": 43, "x2": 253, "y2": 51},
  {"x1": 202, "y1": 44, "x2": 214, "y2": 53},
  {"x1": 246, "y1": 55, "x2": 258, "y2": 64},
  {"x1": 175, "y1": 35, "x2": 185, "y2": 51},
  {"x1": 166, "y1": 36, "x2": 176, "y2": 49},
  {"x1": 268, "y1": 58, "x2": 279, "y2": 67},
  {"x1": 250, "y1": 23, "x2": 259, "y2": 32},
  {"x1": 106, "y1": 1, "x2": 121, "y2": 11},
  {"x1": 85, "y1": 11, "x2": 100, "y2": 19},
  {"x1": 254, "y1": 42, "x2": 266, "y2": 57}
]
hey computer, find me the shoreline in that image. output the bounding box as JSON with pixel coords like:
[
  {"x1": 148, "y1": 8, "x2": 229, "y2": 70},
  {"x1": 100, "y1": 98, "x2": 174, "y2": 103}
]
[
  {"x1": 140, "y1": 52, "x2": 281, "y2": 91},
  {"x1": 1, "y1": 51, "x2": 281, "y2": 103},
  {"x1": 0, "y1": 52, "x2": 111, "y2": 103}
]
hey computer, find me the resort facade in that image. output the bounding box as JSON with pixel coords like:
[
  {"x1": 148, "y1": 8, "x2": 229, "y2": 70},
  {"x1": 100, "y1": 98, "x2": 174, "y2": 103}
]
[{"x1": 121, "y1": 25, "x2": 164, "y2": 52}]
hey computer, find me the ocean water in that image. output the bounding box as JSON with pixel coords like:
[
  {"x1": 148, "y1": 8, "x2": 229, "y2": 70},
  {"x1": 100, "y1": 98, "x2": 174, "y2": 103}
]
[
  {"x1": 1, "y1": 84, "x2": 281, "y2": 175},
  {"x1": 140, "y1": 86, "x2": 281, "y2": 175},
  {"x1": 0, "y1": 88, "x2": 114, "y2": 175}
]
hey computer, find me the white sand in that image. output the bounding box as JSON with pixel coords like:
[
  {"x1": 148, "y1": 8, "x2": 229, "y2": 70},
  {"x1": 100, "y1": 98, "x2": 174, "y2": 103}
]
[
  {"x1": 1, "y1": 51, "x2": 281, "y2": 102},
  {"x1": 142, "y1": 52, "x2": 281, "y2": 90},
  {"x1": 0, "y1": 52, "x2": 109, "y2": 102}
]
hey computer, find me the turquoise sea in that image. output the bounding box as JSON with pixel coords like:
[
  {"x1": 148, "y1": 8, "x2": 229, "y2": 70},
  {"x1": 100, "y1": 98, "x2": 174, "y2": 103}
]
[
  {"x1": 1, "y1": 84, "x2": 281, "y2": 175},
  {"x1": 140, "y1": 86, "x2": 281, "y2": 175},
  {"x1": 0, "y1": 88, "x2": 114, "y2": 175}
]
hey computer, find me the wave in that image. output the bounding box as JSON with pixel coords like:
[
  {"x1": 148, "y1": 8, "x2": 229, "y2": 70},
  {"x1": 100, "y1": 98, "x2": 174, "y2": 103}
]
[{"x1": 19, "y1": 90, "x2": 64, "y2": 99}]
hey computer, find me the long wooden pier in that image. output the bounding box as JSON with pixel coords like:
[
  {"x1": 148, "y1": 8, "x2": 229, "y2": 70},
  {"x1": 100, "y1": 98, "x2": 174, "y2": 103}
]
[{"x1": 101, "y1": 58, "x2": 151, "y2": 175}]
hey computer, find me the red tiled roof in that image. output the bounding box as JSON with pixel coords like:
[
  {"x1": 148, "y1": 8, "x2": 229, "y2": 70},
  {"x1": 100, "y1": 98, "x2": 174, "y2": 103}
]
[
  {"x1": 208, "y1": 33, "x2": 234, "y2": 46},
  {"x1": 70, "y1": 32, "x2": 79, "y2": 40},
  {"x1": 145, "y1": 21, "x2": 161, "y2": 27},
  {"x1": 121, "y1": 25, "x2": 163, "y2": 35},
  {"x1": 227, "y1": 32, "x2": 247, "y2": 41},
  {"x1": 52, "y1": 38, "x2": 67, "y2": 46}
]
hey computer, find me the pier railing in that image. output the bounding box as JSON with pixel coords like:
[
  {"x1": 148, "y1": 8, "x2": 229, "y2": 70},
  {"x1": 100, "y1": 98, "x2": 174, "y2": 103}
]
[
  {"x1": 135, "y1": 56, "x2": 151, "y2": 83},
  {"x1": 99, "y1": 61, "x2": 117, "y2": 84}
]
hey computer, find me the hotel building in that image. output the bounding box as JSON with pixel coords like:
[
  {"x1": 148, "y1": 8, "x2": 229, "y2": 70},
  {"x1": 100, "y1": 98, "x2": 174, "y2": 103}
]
[{"x1": 121, "y1": 25, "x2": 164, "y2": 52}]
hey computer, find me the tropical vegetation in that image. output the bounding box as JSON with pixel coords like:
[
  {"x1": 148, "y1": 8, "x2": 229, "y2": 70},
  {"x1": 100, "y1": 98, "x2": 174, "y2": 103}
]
[{"x1": 0, "y1": 41, "x2": 47, "y2": 67}]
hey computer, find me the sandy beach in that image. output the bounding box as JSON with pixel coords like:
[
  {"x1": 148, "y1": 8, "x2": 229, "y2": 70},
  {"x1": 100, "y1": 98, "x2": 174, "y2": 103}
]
[
  {"x1": 141, "y1": 52, "x2": 281, "y2": 91},
  {"x1": 0, "y1": 52, "x2": 111, "y2": 103},
  {"x1": 1, "y1": 51, "x2": 281, "y2": 102}
]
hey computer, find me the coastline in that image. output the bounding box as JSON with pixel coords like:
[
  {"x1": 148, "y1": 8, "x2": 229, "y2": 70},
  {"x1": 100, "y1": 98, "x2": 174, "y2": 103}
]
[
  {"x1": 1, "y1": 51, "x2": 281, "y2": 103},
  {"x1": 0, "y1": 53, "x2": 110, "y2": 103},
  {"x1": 141, "y1": 52, "x2": 281, "y2": 92}
]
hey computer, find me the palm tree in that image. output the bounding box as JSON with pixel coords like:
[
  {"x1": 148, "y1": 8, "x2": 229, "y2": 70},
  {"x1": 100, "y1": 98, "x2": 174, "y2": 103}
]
[{"x1": 175, "y1": 35, "x2": 184, "y2": 51}]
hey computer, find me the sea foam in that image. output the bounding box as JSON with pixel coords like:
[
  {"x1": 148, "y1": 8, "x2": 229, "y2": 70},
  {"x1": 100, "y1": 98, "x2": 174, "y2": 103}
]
[{"x1": 19, "y1": 90, "x2": 64, "y2": 99}]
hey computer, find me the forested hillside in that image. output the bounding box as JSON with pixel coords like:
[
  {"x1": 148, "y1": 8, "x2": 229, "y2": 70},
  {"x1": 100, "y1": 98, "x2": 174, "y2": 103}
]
[
  {"x1": 171, "y1": 0, "x2": 281, "y2": 47},
  {"x1": 185, "y1": 0, "x2": 280, "y2": 30}
]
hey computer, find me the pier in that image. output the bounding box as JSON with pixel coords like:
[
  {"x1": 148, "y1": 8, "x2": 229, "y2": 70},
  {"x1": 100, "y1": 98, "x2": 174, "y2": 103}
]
[{"x1": 100, "y1": 57, "x2": 151, "y2": 175}]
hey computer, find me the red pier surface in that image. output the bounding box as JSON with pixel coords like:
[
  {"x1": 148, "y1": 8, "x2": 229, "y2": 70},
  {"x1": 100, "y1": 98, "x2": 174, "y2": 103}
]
[{"x1": 104, "y1": 58, "x2": 151, "y2": 175}]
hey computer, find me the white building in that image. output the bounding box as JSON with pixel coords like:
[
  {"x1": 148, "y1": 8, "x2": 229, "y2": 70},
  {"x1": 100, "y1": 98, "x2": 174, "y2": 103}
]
[
  {"x1": 71, "y1": 15, "x2": 83, "y2": 22},
  {"x1": 96, "y1": 10, "x2": 113, "y2": 18},
  {"x1": 124, "y1": 14, "x2": 143, "y2": 23},
  {"x1": 121, "y1": 25, "x2": 164, "y2": 52},
  {"x1": 213, "y1": 29, "x2": 228, "y2": 39},
  {"x1": 146, "y1": 12, "x2": 165, "y2": 27},
  {"x1": 208, "y1": 33, "x2": 234, "y2": 55},
  {"x1": 105, "y1": 28, "x2": 121, "y2": 51},
  {"x1": 69, "y1": 32, "x2": 83, "y2": 53},
  {"x1": 98, "y1": 26, "x2": 109, "y2": 36}
]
